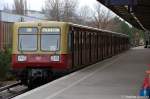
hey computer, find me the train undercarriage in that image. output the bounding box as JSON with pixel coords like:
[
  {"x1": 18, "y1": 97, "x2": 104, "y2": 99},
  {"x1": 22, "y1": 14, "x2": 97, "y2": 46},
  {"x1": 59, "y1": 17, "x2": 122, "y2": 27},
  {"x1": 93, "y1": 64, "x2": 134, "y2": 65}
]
[
  {"x1": 13, "y1": 67, "x2": 69, "y2": 88},
  {"x1": 13, "y1": 68, "x2": 52, "y2": 88}
]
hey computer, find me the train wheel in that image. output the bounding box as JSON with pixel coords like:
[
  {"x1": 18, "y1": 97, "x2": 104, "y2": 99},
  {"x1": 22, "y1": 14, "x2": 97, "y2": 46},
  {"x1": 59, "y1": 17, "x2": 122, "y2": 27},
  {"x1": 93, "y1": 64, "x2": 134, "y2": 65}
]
[{"x1": 27, "y1": 68, "x2": 53, "y2": 89}]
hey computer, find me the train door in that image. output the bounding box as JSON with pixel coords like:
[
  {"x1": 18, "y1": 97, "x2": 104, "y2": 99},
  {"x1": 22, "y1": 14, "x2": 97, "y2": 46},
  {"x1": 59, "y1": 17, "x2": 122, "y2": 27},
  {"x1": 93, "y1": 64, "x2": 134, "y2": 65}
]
[
  {"x1": 119, "y1": 37, "x2": 121, "y2": 53},
  {"x1": 81, "y1": 30, "x2": 86, "y2": 66},
  {"x1": 104, "y1": 34, "x2": 106, "y2": 58},
  {"x1": 109, "y1": 34, "x2": 112, "y2": 57},
  {"x1": 100, "y1": 33, "x2": 103, "y2": 60},
  {"x1": 94, "y1": 32, "x2": 98, "y2": 62},
  {"x1": 78, "y1": 31, "x2": 81, "y2": 66},
  {"x1": 106, "y1": 34, "x2": 109, "y2": 58},
  {"x1": 67, "y1": 29, "x2": 73, "y2": 70},
  {"x1": 101, "y1": 33, "x2": 104, "y2": 59},
  {"x1": 90, "y1": 32, "x2": 94, "y2": 63},
  {"x1": 103, "y1": 34, "x2": 105, "y2": 58},
  {"x1": 91, "y1": 32, "x2": 96, "y2": 63},
  {"x1": 117, "y1": 37, "x2": 119, "y2": 54},
  {"x1": 96, "y1": 32, "x2": 99, "y2": 61},
  {"x1": 115, "y1": 36, "x2": 117, "y2": 54},
  {"x1": 78, "y1": 31, "x2": 82, "y2": 66},
  {"x1": 97, "y1": 33, "x2": 100, "y2": 60},
  {"x1": 114, "y1": 36, "x2": 117, "y2": 54},
  {"x1": 97, "y1": 32, "x2": 101, "y2": 60},
  {"x1": 108, "y1": 34, "x2": 110, "y2": 57},
  {"x1": 111, "y1": 35, "x2": 114, "y2": 56},
  {"x1": 71, "y1": 28, "x2": 87, "y2": 69},
  {"x1": 106, "y1": 34, "x2": 109, "y2": 57},
  {"x1": 71, "y1": 28, "x2": 79, "y2": 69},
  {"x1": 110, "y1": 34, "x2": 113, "y2": 56},
  {"x1": 121, "y1": 37, "x2": 123, "y2": 52},
  {"x1": 105, "y1": 34, "x2": 107, "y2": 58},
  {"x1": 93, "y1": 32, "x2": 97, "y2": 62},
  {"x1": 86, "y1": 32, "x2": 91, "y2": 65},
  {"x1": 113, "y1": 36, "x2": 115, "y2": 55}
]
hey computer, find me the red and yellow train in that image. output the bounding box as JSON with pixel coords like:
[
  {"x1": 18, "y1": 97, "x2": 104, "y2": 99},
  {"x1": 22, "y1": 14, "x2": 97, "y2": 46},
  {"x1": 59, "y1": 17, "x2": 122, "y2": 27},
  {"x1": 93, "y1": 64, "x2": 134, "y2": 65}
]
[{"x1": 12, "y1": 21, "x2": 129, "y2": 87}]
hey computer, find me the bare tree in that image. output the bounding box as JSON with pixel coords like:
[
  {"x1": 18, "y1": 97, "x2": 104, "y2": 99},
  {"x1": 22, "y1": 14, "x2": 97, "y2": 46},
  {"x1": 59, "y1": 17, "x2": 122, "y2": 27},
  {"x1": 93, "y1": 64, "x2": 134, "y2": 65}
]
[
  {"x1": 43, "y1": 0, "x2": 114, "y2": 30},
  {"x1": 62, "y1": 0, "x2": 78, "y2": 22},
  {"x1": 43, "y1": 0, "x2": 78, "y2": 22},
  {"x1": 13, "y1": 0, "x2": 27, "y2": 15},
  {"x1": 91, "y1": 3, "x2": 113, "y2": 29},
  {"x1": 78, "y1": 5, "x2": 92, "y2": 25},
  {"x1": 3, "y1": 4, "x2": 11, "y2": 13},
  {"x1": 44, "y1": 0, "x2": 63, "y2": 21}
]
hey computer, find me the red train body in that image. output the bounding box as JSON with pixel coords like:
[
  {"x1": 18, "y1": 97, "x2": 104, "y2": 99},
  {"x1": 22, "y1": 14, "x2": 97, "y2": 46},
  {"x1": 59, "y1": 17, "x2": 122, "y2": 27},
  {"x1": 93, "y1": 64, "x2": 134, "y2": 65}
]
[{"x1": 12, "y1": 21, "x2": 129, "y2": 87}]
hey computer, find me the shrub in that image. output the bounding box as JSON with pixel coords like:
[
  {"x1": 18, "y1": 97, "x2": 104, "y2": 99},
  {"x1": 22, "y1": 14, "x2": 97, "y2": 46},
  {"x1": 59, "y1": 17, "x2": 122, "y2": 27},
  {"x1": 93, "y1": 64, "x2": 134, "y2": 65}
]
[{"x1": 0, "y1": 49, "x2": 12, "y2": 81}]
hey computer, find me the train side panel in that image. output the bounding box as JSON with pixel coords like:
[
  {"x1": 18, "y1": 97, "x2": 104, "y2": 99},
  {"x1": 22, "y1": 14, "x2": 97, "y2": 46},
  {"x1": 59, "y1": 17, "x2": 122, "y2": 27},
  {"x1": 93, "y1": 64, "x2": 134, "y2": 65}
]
[{"x1": 69, "y1": 25, "x2": 129, "y2": 70}]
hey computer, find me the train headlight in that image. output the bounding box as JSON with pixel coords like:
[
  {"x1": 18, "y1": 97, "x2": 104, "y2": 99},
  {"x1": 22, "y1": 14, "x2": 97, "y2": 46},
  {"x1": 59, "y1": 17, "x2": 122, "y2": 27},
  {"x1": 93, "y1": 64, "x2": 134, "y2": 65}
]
[
  {"x1": 17, "y1": 55, "x2": 27, "y2": 62},
  {"x1": 50, "y1": 55, "x2": 60, "y2": 62}
]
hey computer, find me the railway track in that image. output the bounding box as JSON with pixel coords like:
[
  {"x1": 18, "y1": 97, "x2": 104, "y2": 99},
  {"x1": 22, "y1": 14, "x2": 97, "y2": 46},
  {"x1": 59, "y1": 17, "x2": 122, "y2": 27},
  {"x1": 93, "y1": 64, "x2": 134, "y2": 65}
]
[{"x1": 0, "y1": 82, "x2": 28, "y2": 99}]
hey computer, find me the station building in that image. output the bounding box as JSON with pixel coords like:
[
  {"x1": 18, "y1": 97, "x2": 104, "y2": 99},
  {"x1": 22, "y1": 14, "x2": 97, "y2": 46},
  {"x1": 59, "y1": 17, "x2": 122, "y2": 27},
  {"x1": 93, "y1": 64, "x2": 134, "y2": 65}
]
[{"x1": 0, "y1": 11, "x2": 45, "y2": 50}]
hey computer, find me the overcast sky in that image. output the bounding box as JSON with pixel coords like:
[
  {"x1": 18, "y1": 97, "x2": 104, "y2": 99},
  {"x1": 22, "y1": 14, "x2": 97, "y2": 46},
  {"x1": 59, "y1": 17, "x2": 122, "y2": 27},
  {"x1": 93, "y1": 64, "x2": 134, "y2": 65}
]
[{"x1": 0, "y1": 0, "x2": 98, "y2": 11}]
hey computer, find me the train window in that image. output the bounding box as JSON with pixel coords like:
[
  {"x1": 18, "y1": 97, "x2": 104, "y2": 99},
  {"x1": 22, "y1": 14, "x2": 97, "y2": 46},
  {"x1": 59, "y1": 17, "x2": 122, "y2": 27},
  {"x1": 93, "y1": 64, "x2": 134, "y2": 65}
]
[
  {"x1": 41, "y1": 27, "x2": 60, "y2": 51},
  {"x1": 18, "y1": 27, "x2": 38, "y2": 51},
  {"x1": 19, "y1": 35, "x2": 37, "y2": 51},
  {"x1": 41, "y1": 35, "x2": 60, "y2": 51},
  {"x1": 19, "y1": 28, "x2": 38, "y2": 34}
]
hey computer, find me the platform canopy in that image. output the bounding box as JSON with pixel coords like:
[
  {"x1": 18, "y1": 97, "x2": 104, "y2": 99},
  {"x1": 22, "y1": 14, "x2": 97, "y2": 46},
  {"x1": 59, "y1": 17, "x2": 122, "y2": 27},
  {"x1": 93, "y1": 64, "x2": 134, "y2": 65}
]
[{"x1": 97, "y1": 0, "x2": 150, "y2": 31}]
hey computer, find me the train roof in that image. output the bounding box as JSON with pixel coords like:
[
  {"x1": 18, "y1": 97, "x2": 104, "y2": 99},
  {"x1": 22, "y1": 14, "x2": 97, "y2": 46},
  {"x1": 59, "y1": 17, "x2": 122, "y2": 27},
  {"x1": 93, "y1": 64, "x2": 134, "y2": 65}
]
[
  {"x1": 14, "y1": 21, "x2": 129, "y2": 37},
  {"x1": 68, "y1": 22, "x2": 128, "y2": 37}
]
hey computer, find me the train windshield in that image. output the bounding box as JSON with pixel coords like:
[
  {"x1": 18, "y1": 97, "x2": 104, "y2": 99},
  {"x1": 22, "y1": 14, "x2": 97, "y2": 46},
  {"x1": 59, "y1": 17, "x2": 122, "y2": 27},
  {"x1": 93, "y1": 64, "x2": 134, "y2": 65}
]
[
  {"x1": 18, "y1": 28, "x2": 38, "y2": 51},
  {"x1": 41, "y1": 27, "x2": 60, "y2": 51}
]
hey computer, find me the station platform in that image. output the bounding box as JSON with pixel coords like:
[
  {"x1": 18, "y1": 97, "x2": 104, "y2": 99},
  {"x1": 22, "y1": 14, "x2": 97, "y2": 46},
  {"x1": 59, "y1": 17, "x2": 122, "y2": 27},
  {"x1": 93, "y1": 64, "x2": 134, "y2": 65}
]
[{"x1": 13, "y1": 46, "x2": 150, "y2": 99}]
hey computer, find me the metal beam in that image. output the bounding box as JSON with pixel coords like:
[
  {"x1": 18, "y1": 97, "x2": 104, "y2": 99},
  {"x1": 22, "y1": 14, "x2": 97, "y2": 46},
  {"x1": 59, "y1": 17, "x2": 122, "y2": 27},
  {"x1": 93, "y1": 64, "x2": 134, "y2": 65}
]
[
  {"x1": 98, "y1": 0, "x2": 137, "y2": 6},
  {"x1": 138, "y1": 0, "x2": 150, "y2": 5},
  {"x1": 134, "y1": 7, "x2": 150, "y2": 13},
  {"x1": 97, "y1": 0, "x2": 146, "y2": 30}
]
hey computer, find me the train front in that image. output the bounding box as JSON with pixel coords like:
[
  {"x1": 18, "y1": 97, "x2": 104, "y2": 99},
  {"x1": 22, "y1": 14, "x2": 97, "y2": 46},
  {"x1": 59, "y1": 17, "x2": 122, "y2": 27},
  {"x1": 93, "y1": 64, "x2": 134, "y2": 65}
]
[{"x1": 11, "y1": 22, "x2": 70, "y2": 87}]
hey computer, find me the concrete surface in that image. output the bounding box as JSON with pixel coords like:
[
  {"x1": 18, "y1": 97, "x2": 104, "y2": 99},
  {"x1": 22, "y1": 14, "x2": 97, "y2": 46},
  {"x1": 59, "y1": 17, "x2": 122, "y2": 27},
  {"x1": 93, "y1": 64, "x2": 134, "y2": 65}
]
[{"x1": 13, "y1": 46, "x2": 150, "y2": 99}]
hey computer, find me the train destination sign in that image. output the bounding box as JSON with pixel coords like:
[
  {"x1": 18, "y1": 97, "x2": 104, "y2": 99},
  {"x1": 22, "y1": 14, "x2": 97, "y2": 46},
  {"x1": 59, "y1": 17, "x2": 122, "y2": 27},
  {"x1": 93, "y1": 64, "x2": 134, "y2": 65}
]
[{"x1": 42, "y1": 28, "x2": 60, "y2": 33}]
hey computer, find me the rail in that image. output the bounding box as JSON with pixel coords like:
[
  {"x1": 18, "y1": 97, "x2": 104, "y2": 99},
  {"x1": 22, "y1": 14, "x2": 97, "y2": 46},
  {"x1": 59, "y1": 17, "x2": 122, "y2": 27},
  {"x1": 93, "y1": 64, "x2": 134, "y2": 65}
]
[{"x1": 0, "y1": 82, "x2": 21, "y2": 92}]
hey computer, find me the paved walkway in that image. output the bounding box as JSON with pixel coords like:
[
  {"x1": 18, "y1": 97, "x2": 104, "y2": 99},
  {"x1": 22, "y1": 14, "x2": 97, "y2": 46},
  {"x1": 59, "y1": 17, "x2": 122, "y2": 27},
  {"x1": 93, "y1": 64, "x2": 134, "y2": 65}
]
[{"x1": 13, "y1": 46, "x2": 150, "y2": 99}]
